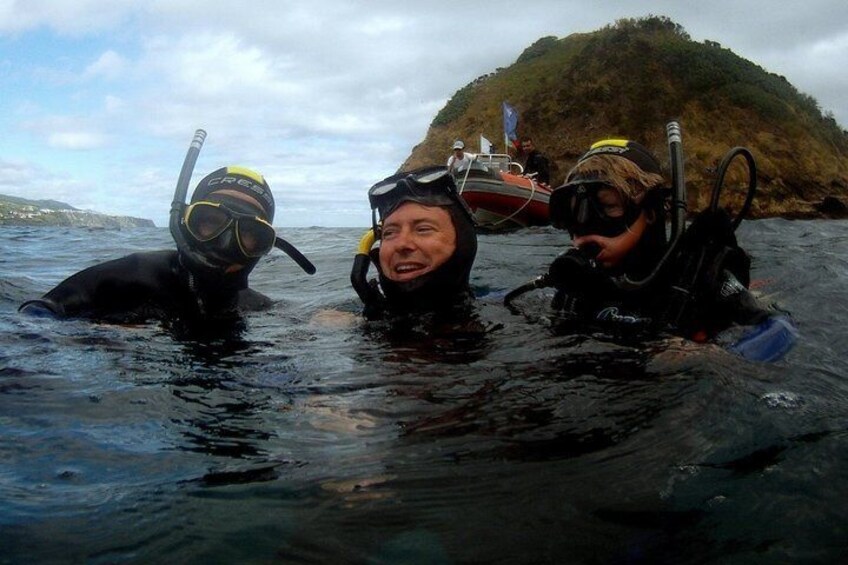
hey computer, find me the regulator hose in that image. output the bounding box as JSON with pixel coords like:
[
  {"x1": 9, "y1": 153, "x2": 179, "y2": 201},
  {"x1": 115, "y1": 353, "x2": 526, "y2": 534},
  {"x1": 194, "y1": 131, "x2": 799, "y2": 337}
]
[
  {"x1": 503, "y1": 275, "x2": 551, "y2": 312},
  {"x1": 709, "y1": 147, "x2": 757, "y2": 231}
]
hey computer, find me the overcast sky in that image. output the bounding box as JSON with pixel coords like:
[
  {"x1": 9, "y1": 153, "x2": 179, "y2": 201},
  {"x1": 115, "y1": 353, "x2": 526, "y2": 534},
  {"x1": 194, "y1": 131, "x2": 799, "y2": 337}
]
[{"x1": 2, "y1": 1, "x2": 846, "y2": 227}]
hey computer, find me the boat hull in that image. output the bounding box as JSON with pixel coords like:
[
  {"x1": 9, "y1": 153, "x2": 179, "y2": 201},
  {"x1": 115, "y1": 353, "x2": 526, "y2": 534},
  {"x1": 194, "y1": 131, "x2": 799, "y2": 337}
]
[{"x1": 458, "y1": 171, "x2": 551, "y2": 231}]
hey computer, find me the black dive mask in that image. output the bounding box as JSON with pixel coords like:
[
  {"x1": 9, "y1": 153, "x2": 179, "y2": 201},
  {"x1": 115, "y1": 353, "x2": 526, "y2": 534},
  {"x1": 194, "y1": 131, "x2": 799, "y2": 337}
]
[
  {"x1": 368, "y1": 167, "x2": 476, "y2": 233},
  {"x1": 550, "y1": 180, "x2": 640, "y2": 238},
  {"x1": 182, "y1": 195, "x2": 275, "y2": 268},
  {"x1": 185, "y1": 200, "x2": 275, "y2": 257}
]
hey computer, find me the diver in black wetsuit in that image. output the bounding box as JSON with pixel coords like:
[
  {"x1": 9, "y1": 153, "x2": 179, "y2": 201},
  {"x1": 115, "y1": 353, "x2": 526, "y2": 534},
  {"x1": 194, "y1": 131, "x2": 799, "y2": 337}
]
[
  {"x1": 506, "y1": 134, "x2": 797, "y2": 361},
  {"x1": 19, "y1": 165, "x2": 314, "y2": 324},
  {"x1": 350, "y1": 167, "x2": 478, "y2": 323}
]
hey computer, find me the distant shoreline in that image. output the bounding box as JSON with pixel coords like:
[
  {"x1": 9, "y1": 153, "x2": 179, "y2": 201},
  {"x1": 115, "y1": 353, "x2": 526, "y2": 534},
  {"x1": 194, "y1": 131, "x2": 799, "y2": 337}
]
[{"x1": 0, "y1": 193, "x2": 154, "y2": 228}]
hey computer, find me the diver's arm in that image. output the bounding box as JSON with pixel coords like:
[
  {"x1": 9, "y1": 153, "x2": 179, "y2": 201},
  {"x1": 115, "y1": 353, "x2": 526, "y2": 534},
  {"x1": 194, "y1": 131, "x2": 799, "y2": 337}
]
[
  {"x1": 714, "y1": 270, "x2": 798, "y2": 361},
  {"x1": 19, "y1": 251, "x2": 174, "y2": 319},
  {"x1": 236, "y1": 288, "x2": 274, "y2": 312},
  {"x1": 18, "y1": 297, "x2": 66, "y2": 317},
  {"x1": 19, "y1": 261, "x2": 120, "y2": 318},
  {"x1": 716, "y1": 270, "x2": 770, "y2": 327}
]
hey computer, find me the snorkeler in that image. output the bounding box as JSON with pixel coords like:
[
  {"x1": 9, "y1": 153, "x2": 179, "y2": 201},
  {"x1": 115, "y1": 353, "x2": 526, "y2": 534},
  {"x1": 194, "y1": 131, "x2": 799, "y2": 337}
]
[
  {"x1": 350, "y1": 167, "x2": 478, "y2": 321},
  {"x1": 506, "y1": 128, "x2": 797, "y2": 361},
  {"x1": 19, "y1": 132, "x2": 314, "y2": 324}
]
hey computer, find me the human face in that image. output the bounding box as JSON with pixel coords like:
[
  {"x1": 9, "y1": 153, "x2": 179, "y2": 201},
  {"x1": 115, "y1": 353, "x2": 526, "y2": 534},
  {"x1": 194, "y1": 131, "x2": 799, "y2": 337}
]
[
  {"x1": 554, "y1": 184, "x2": 632, "y2": 238},
  {"x1": 571, "y1": 188, "x2": 646, "y2": 268},
  {"x1": 378, "y1": 203, "x2": 457, "y2": 283},
  {"x1": 521, "y1": 140, "x2": 534, "y2": 153},
  {"x1": 191, "y1": 189, "x2": 272, "y2": 272},
  {"x1": 594, "y1": 187, "x2": 626, "y2": 220}
]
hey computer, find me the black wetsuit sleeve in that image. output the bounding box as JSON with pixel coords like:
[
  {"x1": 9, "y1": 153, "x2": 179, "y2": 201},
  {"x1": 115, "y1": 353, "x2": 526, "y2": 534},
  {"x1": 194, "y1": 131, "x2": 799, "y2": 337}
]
[
  {"x1": 20, "y1": 251, "x2": 181, "y2": 319},
  {"x1": 535, "y1": 154, "x2": 551, "y2": 184}
]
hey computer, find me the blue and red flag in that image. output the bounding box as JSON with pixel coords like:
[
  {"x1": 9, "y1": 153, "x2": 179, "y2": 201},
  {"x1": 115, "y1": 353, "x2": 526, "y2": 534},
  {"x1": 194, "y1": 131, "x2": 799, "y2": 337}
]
[{"x1": 502, "y1": 101, "x2": 519, "y2": 149}]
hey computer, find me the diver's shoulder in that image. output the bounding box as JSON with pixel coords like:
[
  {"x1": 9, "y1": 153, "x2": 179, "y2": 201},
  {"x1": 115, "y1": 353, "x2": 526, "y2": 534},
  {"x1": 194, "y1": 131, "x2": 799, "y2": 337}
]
[
  {"x1": 92, "y1": 249, "x2": 177, "y2": 270},
  {"x1": 237, "y1": 287, "x2": 274, "y2": 312},
  {"x1": 124, "y1": 249, "x2": 178, "y2": 263}
]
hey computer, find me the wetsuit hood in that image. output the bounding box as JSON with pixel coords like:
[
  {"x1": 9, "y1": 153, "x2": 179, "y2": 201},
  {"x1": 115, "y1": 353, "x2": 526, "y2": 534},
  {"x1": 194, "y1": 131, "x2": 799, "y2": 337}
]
[{"x1": 190, "y1": 166, "x2": 275, "y2": 222}]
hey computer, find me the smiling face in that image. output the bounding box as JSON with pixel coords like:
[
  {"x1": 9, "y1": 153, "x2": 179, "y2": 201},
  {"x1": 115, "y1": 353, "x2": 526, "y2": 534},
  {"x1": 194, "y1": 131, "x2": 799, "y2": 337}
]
[{"x1": 378, "y1": 202, "x2": 457, "y2": 283}]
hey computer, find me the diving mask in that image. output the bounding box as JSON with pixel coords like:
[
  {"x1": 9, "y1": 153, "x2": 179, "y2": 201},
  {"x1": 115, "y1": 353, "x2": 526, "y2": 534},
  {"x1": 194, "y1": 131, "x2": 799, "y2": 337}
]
[
  {"x1": 184, "y1": 200, "x2": 276, "y2": 259},
  {"x1": 549, "y1": 180, "x2": 641, "y2": 238},
  {"x1": 368, "y1": 167, "x2": 476, "y2": 232}
]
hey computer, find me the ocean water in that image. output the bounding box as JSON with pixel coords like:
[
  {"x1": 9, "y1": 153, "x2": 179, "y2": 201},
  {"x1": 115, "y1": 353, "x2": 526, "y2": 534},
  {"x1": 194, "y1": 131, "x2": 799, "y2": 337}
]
[{"x1": 1, "y1": 220, "x2": 847, "y2": 564}]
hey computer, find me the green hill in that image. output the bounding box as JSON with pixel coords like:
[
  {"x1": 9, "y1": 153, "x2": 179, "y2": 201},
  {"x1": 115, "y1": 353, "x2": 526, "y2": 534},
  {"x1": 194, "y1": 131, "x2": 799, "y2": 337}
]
[
  {"x1": 0, "y1": 194, "x2": 78, "y2": 211},
  {"x1": 403, "y1": 16, "x2": 848, "y2": 218},
  {"x1": 0, "y1": 193, "x2": 155, "y2": 228}
]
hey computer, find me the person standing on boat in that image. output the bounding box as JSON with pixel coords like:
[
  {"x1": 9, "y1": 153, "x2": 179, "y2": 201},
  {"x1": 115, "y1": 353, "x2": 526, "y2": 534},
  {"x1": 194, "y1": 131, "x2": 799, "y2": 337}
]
[
  {"x1": 350, "y1": 167, "x2": 479, "y2": 323},
  {"x1": 520, "y1": 137, "x2": 551, "y2": 185},
  {"x1": 446, "y1": 140, "x2": 476, "y2": 174},
  {"x1": 19, "y1": 166, "x2": 314, "y2": 326}
]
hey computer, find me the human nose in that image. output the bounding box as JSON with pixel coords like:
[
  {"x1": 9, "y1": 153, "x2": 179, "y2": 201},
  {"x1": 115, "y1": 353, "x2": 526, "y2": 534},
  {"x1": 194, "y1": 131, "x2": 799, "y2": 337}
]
[{"x1": 391, "y1": 226, "x2": 417, "y2": 252}]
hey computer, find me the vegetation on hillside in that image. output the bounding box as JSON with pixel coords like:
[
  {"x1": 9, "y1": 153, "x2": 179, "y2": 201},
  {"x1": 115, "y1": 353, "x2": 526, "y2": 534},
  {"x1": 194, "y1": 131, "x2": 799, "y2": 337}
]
[
  {"x1": 0, "y1": 194, "x2": 154, "y2": 228},
  {"x1": 404, "y1": 16, "x2": 848, "y2": 218}
]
